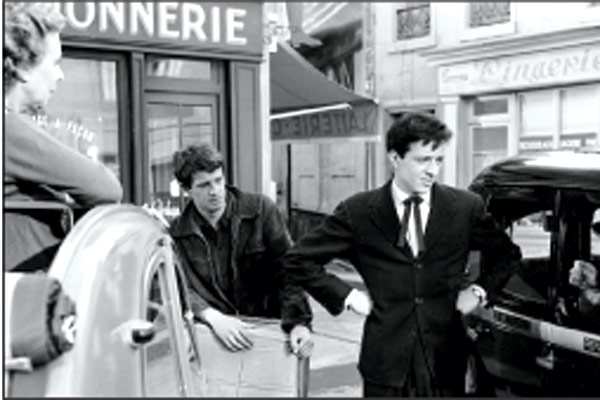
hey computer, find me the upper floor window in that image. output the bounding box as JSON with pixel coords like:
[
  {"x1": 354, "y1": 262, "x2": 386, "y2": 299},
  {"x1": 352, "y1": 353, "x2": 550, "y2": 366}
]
[
  {"x1": 469, "y1": 2, "x2": 511, "y2": 28},
  {"x1": 461, "y1": 2, "x2": 515, "y2": 41},
  {"x1": 396, "y1": 2, "x2": 430, "y2": 40}
]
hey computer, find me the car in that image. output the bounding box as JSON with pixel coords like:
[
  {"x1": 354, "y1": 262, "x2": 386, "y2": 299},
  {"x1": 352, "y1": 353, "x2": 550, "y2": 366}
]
[
  {"x1": 4, "y1": 203, "x2": 308, "y2": 397},
  {"x1": 466, "y1": 149, "x2": 600, "y2": 396}
]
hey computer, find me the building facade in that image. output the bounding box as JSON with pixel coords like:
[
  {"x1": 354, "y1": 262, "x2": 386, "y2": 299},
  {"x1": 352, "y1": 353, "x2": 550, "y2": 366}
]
[
  {"x1": 36, "y1": 2, "x2": 269, "y2": 217},
  {"x1": 374, "y1": 2, "x2": 600, "y2": 188}
]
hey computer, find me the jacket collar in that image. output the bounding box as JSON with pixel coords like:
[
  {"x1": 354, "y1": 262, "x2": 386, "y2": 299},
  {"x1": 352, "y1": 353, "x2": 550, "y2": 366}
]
[{"x1": 170, "y1": 185, "x2": 260, "y2": 238}]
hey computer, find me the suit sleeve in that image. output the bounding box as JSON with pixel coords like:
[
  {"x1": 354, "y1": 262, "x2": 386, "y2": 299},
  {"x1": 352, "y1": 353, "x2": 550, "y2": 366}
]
[
  {"x1": 5, "y1": 116, "x2": 123, "y2": 206},
  {"x1": 469, "y1": 196, "x2": 522, "y2": 302},
  {"x1": 259, "y1": 196, "x2": 314, "y2": 332},
  {"x1": 281, "y1": 201, "x2": 355, "y2": 318}
]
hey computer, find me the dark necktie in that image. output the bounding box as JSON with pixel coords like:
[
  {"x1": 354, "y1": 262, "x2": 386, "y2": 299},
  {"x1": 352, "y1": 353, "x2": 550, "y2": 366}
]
[{"x1": 398, "y1": 195, "x2": 425, "y2": 254}]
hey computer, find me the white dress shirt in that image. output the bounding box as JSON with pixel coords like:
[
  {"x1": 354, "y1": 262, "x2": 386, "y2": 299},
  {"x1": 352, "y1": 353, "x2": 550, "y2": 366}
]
[
  {"x1": 390, "y1": 181, "x2": 488, "y2": 305},
  {"x1": 391, "y1": 181, "x2": 431, "y2": 255}
]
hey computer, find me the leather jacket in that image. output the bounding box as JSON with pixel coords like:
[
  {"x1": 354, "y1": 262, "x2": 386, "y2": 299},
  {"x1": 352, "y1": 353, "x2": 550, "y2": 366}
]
[{"x1": 170, "y1": 186, "x2": 312, "y2": 331}]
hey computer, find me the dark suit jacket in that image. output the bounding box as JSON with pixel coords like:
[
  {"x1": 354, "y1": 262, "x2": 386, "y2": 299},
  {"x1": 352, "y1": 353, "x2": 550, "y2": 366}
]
[{"x1": 282, "y1": 181, "x2": 521, "y2": 388}]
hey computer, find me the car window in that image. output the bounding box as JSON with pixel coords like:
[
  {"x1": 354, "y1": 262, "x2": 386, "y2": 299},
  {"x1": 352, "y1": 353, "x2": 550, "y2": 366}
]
[
  {"x1": 498, "y1": 210, "x2": 552, "y2": 315},
  {"x1": 144, "y1": 265, "x2": 181, "y2": 396},
  {"x1": 511, "y1": 211, "x2": 551, "y2": 259}
]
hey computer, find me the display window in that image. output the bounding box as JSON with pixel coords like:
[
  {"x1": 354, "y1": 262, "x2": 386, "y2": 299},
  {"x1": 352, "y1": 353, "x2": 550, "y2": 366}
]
[
  {"x1": 519, "y1": 83, "x2": 600, "y2": 153},
  {"x1": 37, "y1": 54, "x2": 124, "y2": 182}
]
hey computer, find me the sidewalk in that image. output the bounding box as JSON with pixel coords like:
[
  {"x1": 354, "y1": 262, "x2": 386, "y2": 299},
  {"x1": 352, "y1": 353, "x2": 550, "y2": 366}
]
[{"x1": 307, "y1": 260, "x2": 365, "y2": 397}]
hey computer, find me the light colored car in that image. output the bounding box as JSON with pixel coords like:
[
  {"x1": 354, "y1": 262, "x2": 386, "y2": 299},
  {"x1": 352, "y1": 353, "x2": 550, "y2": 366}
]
[{"x1": 4, "y1": 204, "x2": 307, "y2": 397}]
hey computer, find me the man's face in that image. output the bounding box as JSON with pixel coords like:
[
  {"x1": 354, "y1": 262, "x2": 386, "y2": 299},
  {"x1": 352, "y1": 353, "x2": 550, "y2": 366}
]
[
  {"x1": 188, "y1": 167, "x2": 226, "y2": 217},
  {"x1": 20, "y1": 32, "x2": 64, "y2": 110},
  {"x1": 390, "y1": 140, "x2": 446, "y2": 194}
]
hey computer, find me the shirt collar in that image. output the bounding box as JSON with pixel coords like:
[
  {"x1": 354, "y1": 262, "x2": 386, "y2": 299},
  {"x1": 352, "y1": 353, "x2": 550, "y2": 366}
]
[{"x1": 391, "y1": 179, "x2": 431, "y2": 207}]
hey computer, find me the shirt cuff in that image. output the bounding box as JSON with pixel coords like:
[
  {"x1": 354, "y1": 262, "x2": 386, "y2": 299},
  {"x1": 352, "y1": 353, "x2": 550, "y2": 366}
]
[
  {"x1": 470, "y1": 284, "x2": 488, "y2": 306},
  {"x1": 343, "y1": 288, "x2": 359, "y2": 310}
]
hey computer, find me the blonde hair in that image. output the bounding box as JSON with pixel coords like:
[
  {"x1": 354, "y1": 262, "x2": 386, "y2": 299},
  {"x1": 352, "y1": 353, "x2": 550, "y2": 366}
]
[{"x1": 4, "y1": 3, "x2": 65, "y2": 91}]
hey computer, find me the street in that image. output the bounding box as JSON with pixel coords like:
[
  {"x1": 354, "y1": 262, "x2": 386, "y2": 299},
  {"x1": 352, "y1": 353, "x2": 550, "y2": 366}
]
[{"x1": 307, "y1": 265, "x2": 365, "y2": 397}]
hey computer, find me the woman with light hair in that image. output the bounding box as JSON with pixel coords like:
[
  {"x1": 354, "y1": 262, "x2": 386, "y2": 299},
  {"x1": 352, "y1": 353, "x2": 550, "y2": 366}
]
[{"x1": 4, "y1": 3, "x2": 123, "y2": 272}]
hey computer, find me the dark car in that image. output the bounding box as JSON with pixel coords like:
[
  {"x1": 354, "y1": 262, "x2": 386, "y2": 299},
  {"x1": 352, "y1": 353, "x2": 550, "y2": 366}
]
[{"x1": 467, "y1": 150, "x2": 600, "y2": 396}]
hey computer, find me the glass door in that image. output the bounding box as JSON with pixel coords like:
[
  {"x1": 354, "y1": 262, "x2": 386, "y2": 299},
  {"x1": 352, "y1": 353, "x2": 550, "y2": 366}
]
[{"x1": 146, "y1": 93, "x2": 218, "y2": 219}]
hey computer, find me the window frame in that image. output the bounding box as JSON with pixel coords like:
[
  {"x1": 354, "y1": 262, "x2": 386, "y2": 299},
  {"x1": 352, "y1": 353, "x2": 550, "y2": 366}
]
[
  {"x1": 460, "y1": 2, "x2": 516, "y2": 42},
  {"x1": 388, "y1": 2, "x2": 437, "y2": 53}
]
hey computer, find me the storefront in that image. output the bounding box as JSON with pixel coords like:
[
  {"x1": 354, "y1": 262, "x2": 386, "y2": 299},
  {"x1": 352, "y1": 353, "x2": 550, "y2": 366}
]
[
  {"x1": 426, "y1": 26, "x2": 600, "y2": 188},
  {"x1": 40, "y1": 2, "x2": 265, "y2": 216}
]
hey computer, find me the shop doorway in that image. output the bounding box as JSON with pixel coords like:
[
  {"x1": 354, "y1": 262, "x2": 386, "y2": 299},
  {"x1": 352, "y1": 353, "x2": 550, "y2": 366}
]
[{"x1": 145, "y1": 92, "x2": 220, "y2": 219}]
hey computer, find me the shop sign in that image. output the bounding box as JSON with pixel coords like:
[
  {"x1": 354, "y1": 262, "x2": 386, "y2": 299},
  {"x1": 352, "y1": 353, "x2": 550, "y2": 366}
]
[
  {"x1": 271, "y1": 103, "x2": 378, "y2": 141},
  {"x1": 56, "y1": 2, "x2": 262, "y2": 55},
  {"x1": 439, "y1": 45, "x2": 600, "y2": 95}
]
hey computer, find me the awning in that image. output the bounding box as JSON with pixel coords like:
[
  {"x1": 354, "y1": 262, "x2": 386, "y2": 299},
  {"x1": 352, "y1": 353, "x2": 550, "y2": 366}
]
[{"x1": 270, "y1": 41, "x2": 377, "y2": 141}]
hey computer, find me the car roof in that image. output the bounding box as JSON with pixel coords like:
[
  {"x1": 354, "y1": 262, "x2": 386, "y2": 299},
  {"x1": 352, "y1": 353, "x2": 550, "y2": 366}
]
[{"x1": 469, "y1": 149, "x2": 600, "y2": 193}]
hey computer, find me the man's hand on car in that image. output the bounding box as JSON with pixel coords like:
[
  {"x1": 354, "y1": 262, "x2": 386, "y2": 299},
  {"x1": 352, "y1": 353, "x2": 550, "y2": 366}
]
[
  {"x1": 456, "y1": 285, "x2": 487, "y2": 315},
  {"x1": 570, "y1": 260, "x2": 598, "y2": 289},
  {"x1": 288, "y1": 324, "x2": 313, "y2": 358},
  {"x1": 200, "y1": 307, "x2": 254, "y2": 351}
]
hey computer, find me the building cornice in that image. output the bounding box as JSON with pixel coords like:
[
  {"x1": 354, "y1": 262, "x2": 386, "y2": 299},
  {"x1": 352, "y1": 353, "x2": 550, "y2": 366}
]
[{"x1": 422, "y1": 24, "x2": 600, "y2": 66}]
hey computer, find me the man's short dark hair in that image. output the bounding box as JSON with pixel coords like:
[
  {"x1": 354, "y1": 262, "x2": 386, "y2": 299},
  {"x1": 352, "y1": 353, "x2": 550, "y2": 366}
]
[
  {"x1": 173, "y1": 143, "x2": 224, "y2": 189},
  {"x1": 386, "y1": 112, "x2": 452, "y2": 158}
]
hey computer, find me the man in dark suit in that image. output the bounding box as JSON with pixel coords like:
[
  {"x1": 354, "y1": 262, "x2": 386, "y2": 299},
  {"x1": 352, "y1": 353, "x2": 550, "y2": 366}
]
[{"x1": 282, "y1": 112, "x2": 522, "y2": 396}]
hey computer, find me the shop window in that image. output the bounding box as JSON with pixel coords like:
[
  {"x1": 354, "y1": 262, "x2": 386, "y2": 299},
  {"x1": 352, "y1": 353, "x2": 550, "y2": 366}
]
[
  {"x1": 519, "y1": 90, "x2": 555, "y2": 153},
  {"x1": 396, "y1": 2, "x2": 430, "y2": 40},
  {"x1": 469, "y1": 2, "x2": 511, "y2": 28},
  {"x1": 560, "y1": 86, "x2": 599, "y2": 148},
  {"x1": 519, "y1": 84, "x2": 600, "y2": 153},
  {"x1": 37, "y1": 57, "x2": 121, "y2": 179}
]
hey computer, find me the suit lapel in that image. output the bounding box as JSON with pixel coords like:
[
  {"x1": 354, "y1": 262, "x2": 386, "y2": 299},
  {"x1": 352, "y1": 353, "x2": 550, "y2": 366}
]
[
  {"x1": 368, "y1": 181, "x2": 399, "y2": 245},
  {"x1": 368, "y1": 181, "x2": 411, "y2": 252},
  {"x1": 424, "y1": 183, "x2": 457, "y2": 251}
]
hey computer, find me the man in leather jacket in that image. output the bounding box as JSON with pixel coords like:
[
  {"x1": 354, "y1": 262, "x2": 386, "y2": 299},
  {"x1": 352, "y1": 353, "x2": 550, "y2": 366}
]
[{"x1": 169, "y1": 144, "x2": 312, "y2": 354}]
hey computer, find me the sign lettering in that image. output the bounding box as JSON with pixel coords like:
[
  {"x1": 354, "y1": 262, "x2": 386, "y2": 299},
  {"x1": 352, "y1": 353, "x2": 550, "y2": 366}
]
[
  {"x1": 56, "y1": 2, "x2": 261, "y2": 54},
  {"x1": 271, "y1": 104, "x2": 378, "y2": 141},
  {"x1": 439, "y1": 45, "x2": 600, "y2": 95}
]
